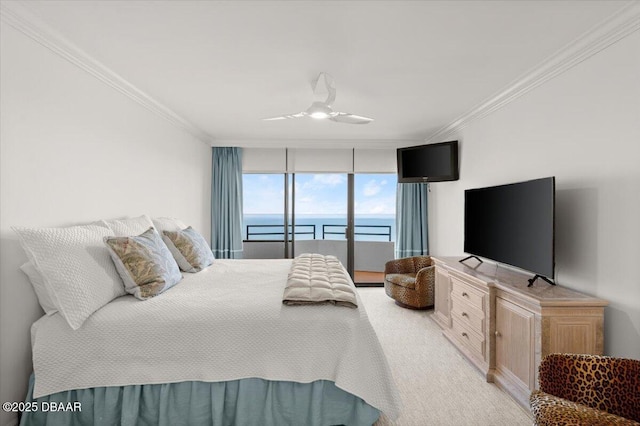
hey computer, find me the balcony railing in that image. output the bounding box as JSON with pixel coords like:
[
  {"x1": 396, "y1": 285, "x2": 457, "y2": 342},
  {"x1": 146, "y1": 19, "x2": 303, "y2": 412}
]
[
  {"x1": 245, "y1": 224, "x2": 315, "y2": 241},
  {"x1": 245, "y1": 223, "x2": 392, "y2": 242},
  {"x1": 322, "y1": 224, "x2": 392, "y2": 242}
]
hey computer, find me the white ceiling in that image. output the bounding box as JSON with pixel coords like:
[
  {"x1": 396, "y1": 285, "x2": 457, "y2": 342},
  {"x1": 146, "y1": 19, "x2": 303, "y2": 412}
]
[{"x1": 7, "y1": 1, "x2": 631, "y2": 147}]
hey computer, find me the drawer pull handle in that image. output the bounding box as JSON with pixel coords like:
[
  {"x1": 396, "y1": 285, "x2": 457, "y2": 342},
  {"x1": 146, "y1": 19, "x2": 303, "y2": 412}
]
[
  {"x1": 495, "y1": 331, "x2": 501, "y2": 337},
  {"x1": 462, "y1": 332, "x2": 468, "y2": 338},
  {"x1": 461, "y1": 312, "x2": 468, "y2": 317},
  {"x1": 462, "y1": 292, "x2": 468, "y2": 297}
]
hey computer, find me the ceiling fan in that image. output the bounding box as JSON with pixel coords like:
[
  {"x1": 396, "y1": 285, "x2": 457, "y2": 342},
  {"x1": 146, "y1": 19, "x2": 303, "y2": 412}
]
[{"x1": 263, "y1": 73, "x2": 373, "y2": 124}]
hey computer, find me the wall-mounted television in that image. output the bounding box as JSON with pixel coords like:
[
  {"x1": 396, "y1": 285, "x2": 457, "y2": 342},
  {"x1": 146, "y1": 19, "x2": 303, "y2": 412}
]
[
  {"x1": 463, "y1": 177, "x2": 555, "y2": 282},
  {"x1": 397, "y1": 141, "x2": 459, "y2": 183}
]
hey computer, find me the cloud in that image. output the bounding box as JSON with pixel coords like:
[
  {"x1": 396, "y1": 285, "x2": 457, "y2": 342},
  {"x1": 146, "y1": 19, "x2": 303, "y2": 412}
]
[
  {"x1": 295, "y1": 199, "x2": 346, "y2": 215},
  {"x1": 243, "y1": 174, "x2": 285, "y2": 214},
  {"x1": 311, "y1": 174, "x2": 345, "y2": 186},
  {"x1": 368, "y1": 204, "x2": 391, "y2": 215},
  {"x1": 296, "y1": 173, "x2": 347, "y2": 200},
  {"x1": 244, "y1": 173, "x2": 396, "y2": 216},
  {"x1": 284, "y1": 174, "x2": 347, "y2": 214},
  {"x1": 355, "y1": 195, "x2": 396, "y2": 215},
  {"x1": 363, "y1": 179, "x2": 383, "y2": 197}
]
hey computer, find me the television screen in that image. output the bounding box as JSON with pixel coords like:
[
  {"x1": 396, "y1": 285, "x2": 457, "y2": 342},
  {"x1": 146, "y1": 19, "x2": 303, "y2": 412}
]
[
  {"x1": 397, "y1": 141, "x2": 459, "y2": 183},
  {"x1": 464, "y1": 177, "x2": 555, "y2": 278}
]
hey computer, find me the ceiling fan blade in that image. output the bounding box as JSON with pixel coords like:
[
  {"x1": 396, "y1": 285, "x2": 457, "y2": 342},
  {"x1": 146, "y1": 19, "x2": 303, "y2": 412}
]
[
  {"x1": 312, "y1": 72, "x2": 336, "y2": 107},
  {"x1": 323, "y1": 73, "x2": 336, "y2": 107},
  {"x1": 329, "y1": 113, "x2": 373, "y2": 124},
  {"x1": 262, "y1": 112, "x2": 306, "y2": 121}
]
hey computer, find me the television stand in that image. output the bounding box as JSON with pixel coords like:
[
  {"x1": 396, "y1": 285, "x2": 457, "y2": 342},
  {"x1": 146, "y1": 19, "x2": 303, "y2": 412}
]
[
  {"x1": 527, "y1": 274, "x2": 555, "y2": 287},
  {"x1": 431, "y1": 256, "x2": 607, "y2": 410},
  {"x1": 459, "y1": 255, "x2": 483, "y2": 265}
]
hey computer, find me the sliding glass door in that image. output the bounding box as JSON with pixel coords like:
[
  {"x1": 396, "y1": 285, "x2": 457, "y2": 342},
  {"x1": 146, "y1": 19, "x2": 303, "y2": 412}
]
[
  {"x1": 353, "y1": 174, "x2": 397, "y2": 284},
  {"x1": 242, "y1": 173, "x2": 287, "y2": 258},
  {"x1": 243, "y1": 172, "x2": 396, "y2": 285},
  {"x1": 291, "y1": 173, "x2": 349, "y2": 268}
]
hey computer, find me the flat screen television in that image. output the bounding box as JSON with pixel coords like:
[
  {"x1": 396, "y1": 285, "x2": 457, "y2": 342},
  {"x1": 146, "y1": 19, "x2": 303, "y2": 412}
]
[
  {"x1": 463, "y1": 177, "x2": 555, "y2": 281},
  {"x1": 397, "y1": 141, "x2": 459, "y2": 183}
]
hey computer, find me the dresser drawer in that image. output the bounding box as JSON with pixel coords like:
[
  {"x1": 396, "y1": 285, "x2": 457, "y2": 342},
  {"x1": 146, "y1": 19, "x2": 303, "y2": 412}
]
[
  {"x1": 451, "y1": 319, "x2": 485, "y2": 359},
  {"x1": 451, "y1": 297, "x2": 484, "y2": 336},
  {"x1": 450, "y1": 277, "x2": 485, "y2": 311}
]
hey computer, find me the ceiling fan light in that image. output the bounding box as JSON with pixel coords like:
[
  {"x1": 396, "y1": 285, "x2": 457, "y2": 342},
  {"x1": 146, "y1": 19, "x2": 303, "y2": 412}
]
[
  {"x1": 310, "y1": 111, "x2": 329, "y2": 119},
  {"x1": 306, "y1": 102, "x2": 332, "y2": 120}
]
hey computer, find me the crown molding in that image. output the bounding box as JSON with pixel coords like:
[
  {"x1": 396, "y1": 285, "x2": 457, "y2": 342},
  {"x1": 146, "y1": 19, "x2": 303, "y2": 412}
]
[
  {"x1": 0, "y1": 2, "x2": 212, "y2": 145},
  {"x1": 211, "y1": 139, "x2": 419, "y2": 149},
  {"x1": 425, "y1": 1, "x2": 640, "y2": 143}
]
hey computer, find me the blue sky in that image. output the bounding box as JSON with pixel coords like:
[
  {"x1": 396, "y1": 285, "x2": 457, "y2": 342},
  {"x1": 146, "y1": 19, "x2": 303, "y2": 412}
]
[{"x1": 243, "y1": 173, "x2": 397, "y2": 216}]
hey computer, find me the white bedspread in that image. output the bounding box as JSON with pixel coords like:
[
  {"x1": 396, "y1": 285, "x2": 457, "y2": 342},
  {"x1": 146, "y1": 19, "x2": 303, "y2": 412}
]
[{"x1": 31, "y1": 259, "x2": 401, "y2": 419}]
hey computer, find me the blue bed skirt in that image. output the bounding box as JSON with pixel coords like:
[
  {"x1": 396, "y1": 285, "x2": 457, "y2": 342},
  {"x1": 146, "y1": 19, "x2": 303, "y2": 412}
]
[{"x1": 20, "y1": 375, "x2": 380, "y2": 426}]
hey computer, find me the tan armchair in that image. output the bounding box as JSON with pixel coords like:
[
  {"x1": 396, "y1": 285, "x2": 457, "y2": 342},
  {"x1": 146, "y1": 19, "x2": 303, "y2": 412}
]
[
  {"x1": 530, "y1": 353, "x2": 640, "y2": 425},
  {"x1": 383, "y1": 256, "x2": 435, "y2": 309}
]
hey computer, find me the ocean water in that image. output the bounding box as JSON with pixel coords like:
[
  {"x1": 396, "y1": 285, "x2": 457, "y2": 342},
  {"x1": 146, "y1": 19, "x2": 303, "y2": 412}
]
[{"x1": 243, "y1": 214, "x2": 395, "y2": 242}]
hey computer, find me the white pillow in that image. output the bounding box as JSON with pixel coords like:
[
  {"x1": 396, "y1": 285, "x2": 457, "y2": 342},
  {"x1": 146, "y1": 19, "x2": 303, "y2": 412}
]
[
  {"x1": 101, "y1": 215, "x2": 154, "y2": 237},
  {"x1": 20, "y1": 262, "x2": 57, "y2": 315},
  {"x1": 13, "y1": 222, "x2": 125, "y2": 330},
  {"x1": 152, "y1": 217, "x2": 187, "y2": 234}
]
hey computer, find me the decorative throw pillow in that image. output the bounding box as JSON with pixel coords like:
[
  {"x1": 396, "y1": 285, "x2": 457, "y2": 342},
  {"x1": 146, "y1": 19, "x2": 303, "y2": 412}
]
[
  {"x1": 162, "y1": 227, "x2": 214, "y2": 273},
  {"x1": 104, "y1": 227, "x2": 182, "y2": 300},
  {"x1": 151, "y1": 217, "x2": 187, "y2": 234},
  {"x1": 13, "y1": 222, "x2": 124, "y2": 330},
  {"x1": 20, "y1": 262, "x2": 58, "y2": 315},
  {"x1": 101, "y1": 215, "x2": 154, "y2": 237}
]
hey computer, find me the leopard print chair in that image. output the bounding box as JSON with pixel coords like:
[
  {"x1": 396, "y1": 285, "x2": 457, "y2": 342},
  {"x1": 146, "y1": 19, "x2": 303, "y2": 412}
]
[
  {"x1": 383, "y1": 256, "x2": 434, "y2": 309},
  {"x1": 530, "y1": 353, "x2": 640, "y2": 425}
]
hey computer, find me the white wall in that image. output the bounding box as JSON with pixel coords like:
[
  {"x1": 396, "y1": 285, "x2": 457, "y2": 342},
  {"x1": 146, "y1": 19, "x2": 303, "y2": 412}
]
[
  {"x1": 429, "y1": 32, "x2": 640, "y2": 358},
  {"x1": 0, "y1": 25, "x2": 211, "y2": 425}
]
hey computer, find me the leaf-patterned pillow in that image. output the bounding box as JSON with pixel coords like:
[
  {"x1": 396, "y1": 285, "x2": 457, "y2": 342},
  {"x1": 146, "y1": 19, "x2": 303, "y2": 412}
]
[
  {"x1": 162, "y1": 227, "x2": 214, "y2": 273},
  {"x1": 104, "y1": 227, "x2": 182, "y2": 300}
]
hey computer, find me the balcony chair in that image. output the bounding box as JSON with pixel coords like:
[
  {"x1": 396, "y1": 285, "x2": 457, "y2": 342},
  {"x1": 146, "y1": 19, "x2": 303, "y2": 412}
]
[
  {"x1": 383, "y1": 256, "x2": 435, "y2": 309},
  {"x1": 530, "y1": 353, "x2": 640, "y2": 425}
]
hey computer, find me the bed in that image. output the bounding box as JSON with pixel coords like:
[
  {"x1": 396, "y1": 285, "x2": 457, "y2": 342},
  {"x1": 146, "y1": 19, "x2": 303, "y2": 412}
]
[{"x1": 19, "y1": 258, "x2": 401, "y2": 425}]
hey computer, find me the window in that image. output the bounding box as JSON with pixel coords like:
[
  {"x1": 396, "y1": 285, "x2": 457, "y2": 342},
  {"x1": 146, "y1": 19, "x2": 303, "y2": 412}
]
[
  {"x1": 242, "y1": 174, "x2": 285, "y2": 241},
  {"x1": 354, "y1": 174, "x2": 397, "y2": 242}
]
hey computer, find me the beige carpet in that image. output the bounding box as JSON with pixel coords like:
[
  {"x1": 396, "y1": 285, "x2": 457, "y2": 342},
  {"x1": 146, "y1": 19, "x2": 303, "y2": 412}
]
[{"x1": 357, "y1": 288, "x2": 532, "y2": 426}]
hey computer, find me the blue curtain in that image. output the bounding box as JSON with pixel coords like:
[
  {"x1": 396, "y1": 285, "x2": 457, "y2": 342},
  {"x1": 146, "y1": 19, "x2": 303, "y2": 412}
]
[
  {"x1": 211, "y1": 147, "x2": 243, "y2": 259},
  {"x1": 395, "y1": 183, "x2": 428, "y2": 258}
]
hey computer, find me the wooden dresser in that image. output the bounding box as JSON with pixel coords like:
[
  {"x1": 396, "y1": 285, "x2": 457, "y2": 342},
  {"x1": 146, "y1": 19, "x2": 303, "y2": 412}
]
[{"x1": 431, "y1": 256, "x2": 608, "y2": 408}]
